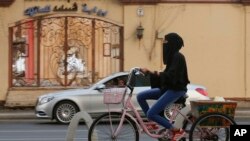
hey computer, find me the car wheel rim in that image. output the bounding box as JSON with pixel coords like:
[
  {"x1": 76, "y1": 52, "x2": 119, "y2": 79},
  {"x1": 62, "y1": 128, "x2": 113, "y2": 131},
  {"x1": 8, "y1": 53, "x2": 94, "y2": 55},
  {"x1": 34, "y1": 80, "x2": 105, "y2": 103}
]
[
  {"x1": 56, "y1": 103, "x2": 77, "y2": 123},
  {"x1": 164, "y1": 104, "x2": 183, "y2": 121}
]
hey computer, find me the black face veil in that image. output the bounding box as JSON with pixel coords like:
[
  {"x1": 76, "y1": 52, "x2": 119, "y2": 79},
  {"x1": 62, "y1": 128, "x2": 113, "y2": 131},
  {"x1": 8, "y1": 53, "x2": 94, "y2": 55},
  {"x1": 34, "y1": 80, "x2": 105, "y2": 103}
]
[{"x1": 163, "y1": 33, "x2": 184, "y2": 65}]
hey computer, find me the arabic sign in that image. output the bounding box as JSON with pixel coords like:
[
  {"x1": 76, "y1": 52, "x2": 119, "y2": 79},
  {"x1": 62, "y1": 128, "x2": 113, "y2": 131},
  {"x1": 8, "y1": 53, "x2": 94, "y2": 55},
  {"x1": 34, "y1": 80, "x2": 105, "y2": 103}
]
[{"x1": 24, "y1": 2, "x2": 108, "y2": 17}]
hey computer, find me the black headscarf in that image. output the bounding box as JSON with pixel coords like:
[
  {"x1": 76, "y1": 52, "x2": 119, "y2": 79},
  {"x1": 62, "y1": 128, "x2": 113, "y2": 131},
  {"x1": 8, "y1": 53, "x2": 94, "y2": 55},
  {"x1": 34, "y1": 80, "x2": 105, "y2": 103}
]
[{"x1": 163, "y1": 33, "x2": 184, "y2": 65}]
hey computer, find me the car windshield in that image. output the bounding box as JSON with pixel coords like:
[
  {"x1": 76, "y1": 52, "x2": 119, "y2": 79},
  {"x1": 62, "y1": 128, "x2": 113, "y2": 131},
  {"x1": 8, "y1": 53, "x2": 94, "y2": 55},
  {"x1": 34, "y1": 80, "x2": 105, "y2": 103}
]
[
  {"x1": 103, "y1": 74, "x2": 151, "y2": 88},
  {"x1": 85, "y1": 72, "x2": 151, "y2": 89}
]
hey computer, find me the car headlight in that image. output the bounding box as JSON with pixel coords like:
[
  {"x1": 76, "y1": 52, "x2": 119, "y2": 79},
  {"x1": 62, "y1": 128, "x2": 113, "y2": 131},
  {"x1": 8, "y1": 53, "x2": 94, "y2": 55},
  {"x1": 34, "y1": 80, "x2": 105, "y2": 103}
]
[{"x1": 39, "y1": 96, "x2": 54, "y2": 105}]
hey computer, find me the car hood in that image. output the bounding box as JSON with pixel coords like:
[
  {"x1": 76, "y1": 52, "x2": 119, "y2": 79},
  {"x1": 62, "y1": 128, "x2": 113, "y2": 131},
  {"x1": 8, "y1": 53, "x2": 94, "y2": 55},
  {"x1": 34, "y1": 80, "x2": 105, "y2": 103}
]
[{"x1": 40, "y1": 88, "x2": 93, "y2": 98}]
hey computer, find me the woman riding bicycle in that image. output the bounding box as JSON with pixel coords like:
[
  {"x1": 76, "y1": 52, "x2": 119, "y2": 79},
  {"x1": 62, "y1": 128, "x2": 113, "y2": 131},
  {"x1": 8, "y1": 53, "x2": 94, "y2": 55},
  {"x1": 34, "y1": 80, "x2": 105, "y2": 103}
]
[{"x1": 137, "y1": 32, "x2": 190, "y2": 141}]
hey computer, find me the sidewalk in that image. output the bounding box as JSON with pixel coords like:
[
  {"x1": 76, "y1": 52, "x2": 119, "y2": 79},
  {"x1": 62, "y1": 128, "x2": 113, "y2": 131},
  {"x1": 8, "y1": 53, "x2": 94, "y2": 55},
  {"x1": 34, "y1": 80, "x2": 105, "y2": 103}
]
[
  {"x1": 0, "y1": 107, "x2": 249, "y2": 120},
  {"x1": 0, "y1": 107, "x2": 35, "y2": 119},
  {"x1": 234, "y1": 107, "x2": 250, "y2": 119}
]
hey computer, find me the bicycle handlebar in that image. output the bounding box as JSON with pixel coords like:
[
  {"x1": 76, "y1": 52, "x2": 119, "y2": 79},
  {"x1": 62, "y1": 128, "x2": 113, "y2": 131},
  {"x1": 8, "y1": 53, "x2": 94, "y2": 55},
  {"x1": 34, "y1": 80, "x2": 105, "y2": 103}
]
[{"x1": 126, "y1": 67, "x2": 145, "y2": 91}]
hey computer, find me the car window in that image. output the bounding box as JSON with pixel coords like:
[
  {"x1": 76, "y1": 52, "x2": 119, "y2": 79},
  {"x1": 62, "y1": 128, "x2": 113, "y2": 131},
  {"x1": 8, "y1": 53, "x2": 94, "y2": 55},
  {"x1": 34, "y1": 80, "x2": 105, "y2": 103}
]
[
  {"x1": 104, "y1": 74, "x2": 150, "y2": 88},
  {"x1": 104, "y1": 75, "x2": 127, "y2": 88}
]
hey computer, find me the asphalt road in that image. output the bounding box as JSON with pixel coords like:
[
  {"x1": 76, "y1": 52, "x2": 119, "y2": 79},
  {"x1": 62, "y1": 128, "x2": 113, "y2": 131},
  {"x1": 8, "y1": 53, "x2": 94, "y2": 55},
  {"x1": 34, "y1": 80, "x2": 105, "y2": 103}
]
[
  {"x1": 0, "y1": 107, "x2": 250, "y2": 141},
  {"x1": 0, "y1": 119, "x2": 86, "y2": 141},
  {"x1": 0, "y1": 119, "x2": 159, "y2": 141},
  {"x1": 0, "y1": 118, "x2": 249, "y2": 141}
]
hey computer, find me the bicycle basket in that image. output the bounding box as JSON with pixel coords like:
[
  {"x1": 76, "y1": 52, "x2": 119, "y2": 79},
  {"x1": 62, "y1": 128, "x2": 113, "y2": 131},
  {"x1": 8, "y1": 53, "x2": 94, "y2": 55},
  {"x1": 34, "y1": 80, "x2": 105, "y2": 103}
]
[{"x1": 103, "y1": 88, "x2": 126, "y2": 104}]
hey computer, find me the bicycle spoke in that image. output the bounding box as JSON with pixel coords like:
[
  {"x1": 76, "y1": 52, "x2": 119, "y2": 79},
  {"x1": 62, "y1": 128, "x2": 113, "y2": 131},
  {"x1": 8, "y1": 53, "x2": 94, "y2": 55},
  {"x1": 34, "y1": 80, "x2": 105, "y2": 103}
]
[
  {"x1": 88, "y1": 112, "x2": 139, "y2": 141},
  {"x1": 189, "y1": 113, "x2": 236, "y2": 141}
]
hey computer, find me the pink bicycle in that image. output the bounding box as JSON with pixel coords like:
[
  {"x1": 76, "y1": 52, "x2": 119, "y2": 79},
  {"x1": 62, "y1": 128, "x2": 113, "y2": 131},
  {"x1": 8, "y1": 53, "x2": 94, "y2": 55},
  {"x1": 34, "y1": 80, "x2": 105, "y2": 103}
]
[{"x1": 88, "y1": 68, "x2": 236, "y2": 141}]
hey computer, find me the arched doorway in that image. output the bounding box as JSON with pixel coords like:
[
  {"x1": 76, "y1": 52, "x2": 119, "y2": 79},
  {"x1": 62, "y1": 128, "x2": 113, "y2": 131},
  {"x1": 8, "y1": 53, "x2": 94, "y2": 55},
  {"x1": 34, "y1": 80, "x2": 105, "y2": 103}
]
[{"x1": 10, "y1": 15, "x2": 123, "y2": 87}]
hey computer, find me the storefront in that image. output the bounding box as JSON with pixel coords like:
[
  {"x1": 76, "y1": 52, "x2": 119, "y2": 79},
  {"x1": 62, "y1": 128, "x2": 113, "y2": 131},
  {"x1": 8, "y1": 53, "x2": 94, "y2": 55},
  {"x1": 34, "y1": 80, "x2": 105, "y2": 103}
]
[
  {"x1": 0, "y1": 0, "x2": 250, "y2": 107},
  {"x1": 1, "y1": 0, "x2": 125, "y2": 106}
]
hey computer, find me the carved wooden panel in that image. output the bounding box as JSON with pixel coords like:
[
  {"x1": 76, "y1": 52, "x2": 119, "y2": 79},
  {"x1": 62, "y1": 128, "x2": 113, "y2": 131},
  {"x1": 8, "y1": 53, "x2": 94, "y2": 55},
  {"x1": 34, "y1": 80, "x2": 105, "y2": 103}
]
[{"x1": 10, "y1": 16, "x2": 123, "y2": 87}]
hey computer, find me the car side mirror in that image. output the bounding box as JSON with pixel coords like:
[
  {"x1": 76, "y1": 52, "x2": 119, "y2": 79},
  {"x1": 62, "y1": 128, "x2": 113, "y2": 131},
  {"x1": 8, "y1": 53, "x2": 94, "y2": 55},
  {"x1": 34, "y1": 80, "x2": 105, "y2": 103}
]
[{"x1": 96, "y1": 84, "x2": 106, "y2": 91}]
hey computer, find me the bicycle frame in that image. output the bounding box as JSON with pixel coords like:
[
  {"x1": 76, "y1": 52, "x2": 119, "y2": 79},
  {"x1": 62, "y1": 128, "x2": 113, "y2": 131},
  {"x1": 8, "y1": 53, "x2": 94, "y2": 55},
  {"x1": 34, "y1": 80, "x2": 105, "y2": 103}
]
[
  {"x1": 91, "y1": 68, "x2": 235, "y2": 141},
  {"x1": 111, "y1": 90, "x2": 195, "y2": 139},
  {"x1": 109, "y1": 68, "x2": 194, "y2": 139}
]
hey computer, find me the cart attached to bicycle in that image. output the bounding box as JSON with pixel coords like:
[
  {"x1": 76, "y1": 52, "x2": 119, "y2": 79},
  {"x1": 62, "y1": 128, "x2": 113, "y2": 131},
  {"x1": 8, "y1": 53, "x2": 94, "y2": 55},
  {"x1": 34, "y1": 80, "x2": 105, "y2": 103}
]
[{"x1": 188, "y1": 100, "x2": 237, "y2": 140}]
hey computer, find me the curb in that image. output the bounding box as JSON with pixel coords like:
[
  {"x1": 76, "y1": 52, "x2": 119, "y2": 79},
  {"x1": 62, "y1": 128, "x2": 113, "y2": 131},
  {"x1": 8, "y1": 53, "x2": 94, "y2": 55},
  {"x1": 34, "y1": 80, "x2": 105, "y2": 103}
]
[
  {"x1": 0, "y1": 110, "x2": 35, "y2": 119},
  {"x1": 235, "y1": 108, "x2": 250, "y2": 119}
]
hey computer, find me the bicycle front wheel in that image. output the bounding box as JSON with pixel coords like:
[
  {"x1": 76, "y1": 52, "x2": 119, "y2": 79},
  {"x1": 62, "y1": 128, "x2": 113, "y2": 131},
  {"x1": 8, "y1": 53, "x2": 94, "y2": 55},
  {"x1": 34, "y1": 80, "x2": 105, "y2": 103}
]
[
  {"x1": 88, "y1": 112, "x2": 139, "y2": 141},
  {"x1": 189, "y1": 112, "x2": 236, "y2": 141}
]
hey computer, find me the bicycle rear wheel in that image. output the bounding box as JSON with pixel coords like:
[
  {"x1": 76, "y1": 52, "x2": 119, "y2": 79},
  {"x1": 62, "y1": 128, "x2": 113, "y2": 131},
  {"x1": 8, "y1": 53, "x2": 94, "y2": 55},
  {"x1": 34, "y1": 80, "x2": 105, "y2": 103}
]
[
  {"x1": 88, "y1": 112, "x2": 139, "y2": 141},
  {"x1": 189, "y1": 112, "x2": 236, "y2": 141}
]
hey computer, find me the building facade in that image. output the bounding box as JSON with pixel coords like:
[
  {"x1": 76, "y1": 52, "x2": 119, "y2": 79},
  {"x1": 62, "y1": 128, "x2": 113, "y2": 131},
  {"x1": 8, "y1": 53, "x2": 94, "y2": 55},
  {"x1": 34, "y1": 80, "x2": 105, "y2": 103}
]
[{"x1": 0, "y1": 0, "x2": 250, "y2": 107}]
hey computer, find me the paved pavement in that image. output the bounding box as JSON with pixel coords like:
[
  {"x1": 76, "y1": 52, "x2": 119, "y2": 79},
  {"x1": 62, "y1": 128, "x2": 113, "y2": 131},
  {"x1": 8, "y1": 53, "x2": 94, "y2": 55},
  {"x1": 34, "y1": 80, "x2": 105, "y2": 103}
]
[
  {"x1": 0, "y1": 107, "x2": 250, "y2": 120},
  {"x1": 0, "y1": 107, "x2": 35, "y2": 119}
]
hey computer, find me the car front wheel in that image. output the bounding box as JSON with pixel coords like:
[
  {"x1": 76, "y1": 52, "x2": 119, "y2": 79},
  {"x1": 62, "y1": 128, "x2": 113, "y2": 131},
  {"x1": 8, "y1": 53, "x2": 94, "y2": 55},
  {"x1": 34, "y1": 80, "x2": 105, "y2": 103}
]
[{"x1": 54, "y1": 101, "x2": 79, "y2": 124}]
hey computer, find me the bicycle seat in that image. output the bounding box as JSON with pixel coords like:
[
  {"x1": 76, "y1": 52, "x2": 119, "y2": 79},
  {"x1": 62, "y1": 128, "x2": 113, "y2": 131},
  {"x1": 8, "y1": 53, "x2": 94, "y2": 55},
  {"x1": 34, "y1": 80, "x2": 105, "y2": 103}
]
[{"x1": 174, "y1": 94, "x2": 188, "y2": 106}]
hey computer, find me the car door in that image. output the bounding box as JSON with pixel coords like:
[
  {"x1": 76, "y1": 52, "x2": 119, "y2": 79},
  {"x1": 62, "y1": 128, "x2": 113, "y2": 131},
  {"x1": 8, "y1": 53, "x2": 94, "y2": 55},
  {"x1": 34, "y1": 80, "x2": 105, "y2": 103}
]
[
  {"x1": 75, "y1": 88, "x2": 103, "y2": 114},
  {"x1": 88, "y1": 75, "x2": 128, "y2": 114}
]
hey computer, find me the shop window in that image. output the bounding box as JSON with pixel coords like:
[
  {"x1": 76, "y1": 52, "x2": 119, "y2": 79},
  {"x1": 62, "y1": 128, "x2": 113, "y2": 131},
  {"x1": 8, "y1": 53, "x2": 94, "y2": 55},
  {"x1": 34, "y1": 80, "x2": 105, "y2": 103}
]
[
  {"x1": 10, "y1": 17, "x2": 123, "y2": 88},
  {"x1": 11, "y1": 21, "x2": 37, "y2": 87}
]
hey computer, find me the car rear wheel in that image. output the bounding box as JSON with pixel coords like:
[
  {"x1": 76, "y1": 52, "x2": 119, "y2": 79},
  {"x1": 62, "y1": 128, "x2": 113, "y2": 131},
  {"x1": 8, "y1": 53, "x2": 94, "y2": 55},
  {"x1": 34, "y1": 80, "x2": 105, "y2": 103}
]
[
  {"x1": 164, "y1": 104, "x2": 184, "y2": 121},
  {"x1": 54, "y1": 101, "x2": 79, "y2": 124}
]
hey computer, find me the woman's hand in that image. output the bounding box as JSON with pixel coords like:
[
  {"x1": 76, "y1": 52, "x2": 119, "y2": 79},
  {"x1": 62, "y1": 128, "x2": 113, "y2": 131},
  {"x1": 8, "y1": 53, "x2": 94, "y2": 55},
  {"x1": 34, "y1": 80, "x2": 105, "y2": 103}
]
[
  {"x1": 140, "y1": 68, "x2": 151, "y2": 74},
  {"x1": 140, "y1": 68, "x2": 160, "y2": 76}
]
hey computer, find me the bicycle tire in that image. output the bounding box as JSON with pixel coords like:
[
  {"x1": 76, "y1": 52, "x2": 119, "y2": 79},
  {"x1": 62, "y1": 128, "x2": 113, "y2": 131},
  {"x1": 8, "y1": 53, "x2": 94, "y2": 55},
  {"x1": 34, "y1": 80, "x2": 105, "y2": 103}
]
[
  {"x1": 189, "y1": 112, "x2": 236, "y2": 141},
  {"x1": 88, "y1": 112, "x2": 139, "y2": 141}
]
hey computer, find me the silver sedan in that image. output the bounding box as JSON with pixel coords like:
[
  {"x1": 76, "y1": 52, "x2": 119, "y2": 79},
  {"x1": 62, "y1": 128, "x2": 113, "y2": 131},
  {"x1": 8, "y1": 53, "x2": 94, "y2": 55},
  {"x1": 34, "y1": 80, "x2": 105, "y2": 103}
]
[{"x1": 35, "y1": 72, "x2": 209, "y2": 124}]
